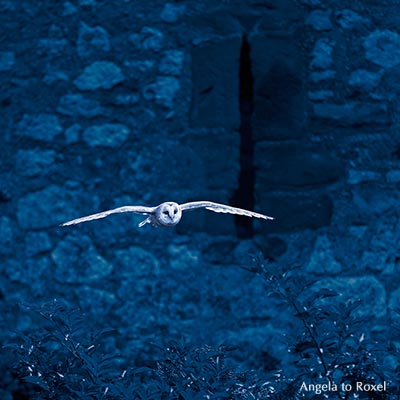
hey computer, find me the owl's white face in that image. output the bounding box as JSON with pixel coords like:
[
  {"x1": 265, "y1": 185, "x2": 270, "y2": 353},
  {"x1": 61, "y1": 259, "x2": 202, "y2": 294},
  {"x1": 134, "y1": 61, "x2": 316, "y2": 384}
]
[{"x1": 155, "y1": 202, "x2": 182, "y2": 226}]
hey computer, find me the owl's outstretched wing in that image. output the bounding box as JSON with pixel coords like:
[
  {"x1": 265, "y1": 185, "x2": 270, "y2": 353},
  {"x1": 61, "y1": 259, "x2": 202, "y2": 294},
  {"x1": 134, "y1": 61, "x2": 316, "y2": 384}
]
[
  {"x1": 180, "y1": 201, "x2": 274, "y2": 221},
  {"x1": 60, "y1": 206, "x2": 155, "y2": 226}
]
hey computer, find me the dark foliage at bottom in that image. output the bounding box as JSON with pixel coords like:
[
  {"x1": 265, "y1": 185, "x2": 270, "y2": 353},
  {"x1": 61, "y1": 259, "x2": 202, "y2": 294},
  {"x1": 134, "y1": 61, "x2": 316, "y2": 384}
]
[{"x1": 4, "y1": 256, "x2": 400, "y2": 399}]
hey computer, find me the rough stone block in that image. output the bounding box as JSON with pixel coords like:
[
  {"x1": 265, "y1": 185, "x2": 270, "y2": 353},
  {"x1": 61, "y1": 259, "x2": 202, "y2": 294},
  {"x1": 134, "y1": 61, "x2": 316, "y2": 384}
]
[
  {"x1": 115, "y1": 246, "x2": 162, "y2": 298},
  {"x1": 160, "y1": 3, "x2": 186, "y2": 23},
  {"x1": 77, "y1": 22, "x2": 110, "y2": 58},
  {"x1": 313, "y1": 101, "x2": 389, "y2": 125},
  {"x1": 308, "y1": 90, "x2": 334, "y2": 101},
  {"x1": 347, "y1": 169, "x2": 381, "y2": 184},
  {"x1": 348, "y1": 69, "x2": 382, "y2": 91},
  {"x1": 159, "y1": 50, "x2": 184, "y2": 76},
  {"x1": 335, "y1": 9, "x2": 370, "y2": 30},
  {"x1": 0, "y1": 51, "x2": 14, "y2": 71},
  {"x1": 64, "y1": 124, "x2": 82, "y2": 144},
  {"x1": 16, "y1": 148, "x2": 56, "y2": 177},
  {"x1": 17, "y1": 114, "x2": 62, "y2": 142},
  {"x1": 364, "y1": 29, "x2": 400, "y2": 68},
  {"x1": 57, "y1": 93, "x2": 104, "y2": 117},
  {"x1": 74, "y1": 61, "x2": 124, "y2": 90},
  {"x1": 306, "y1": 235, "x2": 342, "y2": 274},
  {"x1": 25, "y1": 231, "x2": 52, "y2": 256},
  {"x1": 17, "y1": 185, "x2": 100, "y2": 230},
  {"x1": 128, "y1": 27, "x2": 164, "y2": 52},
  {"x1": 306, "y1": 10, "x2": 333, "y2": 31},
  {"x1": 51, "y1": 234, "x2": 113, "y2": 283},
  {"x1": 83, "y1": 123, "x2": 130, "y2": 147},
  {"x1": 143, "y1": 76, "x2": 180, "y2": 109},
  {"x1": 190, "y1": 38, "x2": 241, "y2": 128},
  {"x1": 310, "y1": 70, "x2": 336, "y2": 82},
  {"x1": 77, "y1": 286, "x2": 116, "y2": 315},
  {"x1": 310, "y1": 38, "x2": 334, "y2": 70}
]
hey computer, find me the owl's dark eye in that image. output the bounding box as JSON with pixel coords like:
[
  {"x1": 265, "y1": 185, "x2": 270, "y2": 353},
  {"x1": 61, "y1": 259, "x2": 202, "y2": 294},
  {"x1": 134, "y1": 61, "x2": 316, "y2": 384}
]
[
  {"x1": 173, "y1": 209, "x2": 178, "y2": 214},
  {"x1": 163, "y1": 210, "x2": 169, "y2": 215}
]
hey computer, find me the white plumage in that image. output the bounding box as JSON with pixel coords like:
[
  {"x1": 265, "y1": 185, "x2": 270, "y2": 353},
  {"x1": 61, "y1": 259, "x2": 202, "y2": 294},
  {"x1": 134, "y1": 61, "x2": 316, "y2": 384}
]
[{"x1": 60, "y1": 201, "x2": 274, "y2": 228}]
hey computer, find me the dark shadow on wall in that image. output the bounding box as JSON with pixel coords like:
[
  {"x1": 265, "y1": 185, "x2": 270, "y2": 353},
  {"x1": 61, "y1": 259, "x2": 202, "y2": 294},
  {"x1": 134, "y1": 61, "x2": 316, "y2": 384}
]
[{"x1": 231, "y1": 35, "x2": 255, "y2": 239}]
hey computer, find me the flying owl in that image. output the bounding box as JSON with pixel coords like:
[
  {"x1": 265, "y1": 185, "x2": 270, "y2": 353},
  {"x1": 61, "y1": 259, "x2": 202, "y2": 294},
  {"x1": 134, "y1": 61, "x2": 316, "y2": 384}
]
[{"x1": 60, "y1": 201, "x2": 274, "y2": 228}]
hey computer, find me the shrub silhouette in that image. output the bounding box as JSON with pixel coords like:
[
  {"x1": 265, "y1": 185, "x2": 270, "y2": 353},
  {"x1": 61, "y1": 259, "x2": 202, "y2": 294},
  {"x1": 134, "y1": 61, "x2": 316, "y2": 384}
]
[{"x1": 6, "y1": 256, "x2": 400, "y2": 399}]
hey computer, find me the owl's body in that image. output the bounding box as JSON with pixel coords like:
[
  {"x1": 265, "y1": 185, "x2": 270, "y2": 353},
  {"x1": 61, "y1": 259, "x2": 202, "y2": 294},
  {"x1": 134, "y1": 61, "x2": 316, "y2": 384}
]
[{"x1": 60, "y1": 201, "x2": 273, "y2": 228}]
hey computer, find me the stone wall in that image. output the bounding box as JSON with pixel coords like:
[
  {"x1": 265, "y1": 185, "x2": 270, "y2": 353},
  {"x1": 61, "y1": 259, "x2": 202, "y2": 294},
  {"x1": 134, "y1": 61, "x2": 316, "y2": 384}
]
[{"x1": 1, "y1": 0, "x2": 400, "y2": 388}]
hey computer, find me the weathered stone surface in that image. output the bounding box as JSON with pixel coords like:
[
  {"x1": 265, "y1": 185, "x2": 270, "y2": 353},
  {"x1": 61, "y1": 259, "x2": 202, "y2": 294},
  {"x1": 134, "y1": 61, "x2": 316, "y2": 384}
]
[
  {"x1": 114, "y1": 92, "x2": 140, "y2": 105},
  {"x1": 16, "y1": 148, "x2": 56, "y2": 177},
  {"x1": 310, "y1": 38, "x2": 334, "y2": 70},
  {"x1": 299, "y1": 0, "x2": 321, "y2": 7},
  {"x1": 0, "y1": 217, "x2": 14, "y2": 255},
  {"x1": 255, "y1": 143, "x2": 344, "y2": 188},
  {"x1": 77, "y1": 22, "x2": 110, "y2": 58},
  {"x1": 336, "y1": 9, "x2": 370, "y2": 30},
  {"x1": 115, "y1": 246, "x2": 160, "y2": 275},
  {"x1": 51, "y1": 234, "x2": 113, "y2": 283},
  {"x1": 249, "y1": 0, "x2": 302, "y2": 35},
  {"x1": 311, "y1": 276, "x2": 386, "y2": 318},
  {"x1": 190, "y1": 38, "x2": 241, "y2": 128},
  {"x1": 0, "y1": 51, "x2": 14, "y2": 71},
  {"x1": 79, "y1": 0, "x2": 95, "y2": 5},
  {"x1": 160, "y1": 3, "x2": 186, "y2": 23},
  {"x1": 355, "y1": 216, "x2": 400, "y2": 274},
  {"x1": 347, "y1": 169, "x2": 381, "y2": 184},
  {"x1": 74, "y1": 61, "x2": 124, "y2": 90},
  {"x1": 256, "y1": 193, "x2": 333, "y2": 233},
  {"x1": 389, "y1": 288, "x2": 400, "y2": 323},
  {"x1": 83, "y1": 123, "x2": 130, "y2": 147},
  {"x1": 306, "y1": 10, "x2": 332, "y2": 31},
  {"x1": 122, "y1": 133, "x2": 237, "y2": 234},
  {"x1": 251, "y1": 36, "x2": 305, "y2": 140},
  {"x1": 37, "y1": 39, "x2": 67, "y2": 56},
  {"x1": 115, "y1": 246, "x2": 161, "y2": 298},
  {"x1": 310, "y1": 70, "x2": 336, "y2": 82},
  {"x1": 364, "y1": 30, "x2": 400, "y2": 68},
  {"x1": 57, "y1": 93, "x2": 104, "y2": 117},
  {"x1": 351, "y1": 185, "x2": 400, "y2": 216},
  {"x1": 360, "y1": 249, "x2": 393, "y2": 273},
  {"x1": 128, "y1": 27, "x2": 164, "y2": 52},
  {"x1": 348, "y1": 69, "x2": 382, "y2": 91},
  {"x1": 62, "y1": 1, "x2": 77, "y2": 16},
  {"x1": 17, "y1": 185, "x2": 100, "y2": 229},
  {"x1": 159, "y1": 50, "x2": 184, "y2": 76},
  {"x1": 313, "y1": 101, "x2": 388, "y2": 125},
  {"x1": 77, "y1": 286, "x2": 116, "y2": 314},
  {"x1": 25, "y1": 231, "x2": 52, "y2": 256},
  {"x1": 64, "y1": 124, "x2": 82, "y2": 144},
  {"x1": 17, "y1": 114, "x2": 62, "y2": 142},
  {"x1": 143, "y1": 76, "x2": 180, "y2": 108},
  {"x1": 6, "y1": 257, "x2": 52, "y2": 295},
  {"x1": 306, "y1": 235, "x2": 342, "y2": 274},
  {"x1": 167, "y1": 244, "x2": 201, "y2": 270},
  {"x1": 308, "y1": 90, "x2": 334, "y2": 101},
  {"x1": 386, "y1": 170, "x2": 400, "y2": 182}
]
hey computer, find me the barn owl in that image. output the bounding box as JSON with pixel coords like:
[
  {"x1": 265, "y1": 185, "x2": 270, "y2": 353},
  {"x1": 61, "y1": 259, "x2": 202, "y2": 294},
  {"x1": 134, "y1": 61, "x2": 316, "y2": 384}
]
[{"x1": 60, "y1": 201, "x2": 274, "y2": 228}]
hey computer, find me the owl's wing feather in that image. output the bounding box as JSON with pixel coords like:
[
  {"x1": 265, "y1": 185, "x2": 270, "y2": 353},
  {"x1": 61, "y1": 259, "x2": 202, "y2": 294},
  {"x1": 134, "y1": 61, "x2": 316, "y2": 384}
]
[
  {"x1": 180, "y1": 201, "x2": 274, "y2": 220},
  {"x1": 60, "y1": 206, "x2": 155, "y2": 226}
]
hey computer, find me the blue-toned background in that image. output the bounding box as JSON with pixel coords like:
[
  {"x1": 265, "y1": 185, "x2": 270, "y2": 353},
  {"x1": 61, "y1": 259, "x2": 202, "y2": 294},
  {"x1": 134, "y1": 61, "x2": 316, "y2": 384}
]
[{"x1": 1, "y1": 0, "x2": 400, "y2": 398}]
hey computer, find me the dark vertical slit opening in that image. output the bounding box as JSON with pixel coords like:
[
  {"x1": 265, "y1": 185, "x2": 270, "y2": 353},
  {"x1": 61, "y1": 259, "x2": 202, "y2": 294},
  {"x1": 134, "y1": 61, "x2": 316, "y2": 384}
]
[{"x1": 231, "y1": 35, "x2": 255, "y2": 238}]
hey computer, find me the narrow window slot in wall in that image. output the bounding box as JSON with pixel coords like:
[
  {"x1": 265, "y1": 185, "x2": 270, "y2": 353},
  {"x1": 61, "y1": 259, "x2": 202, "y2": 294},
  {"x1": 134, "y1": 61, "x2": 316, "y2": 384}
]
[{"x1": 231, "y1": 35, "x2": 255, "y2": 238}]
